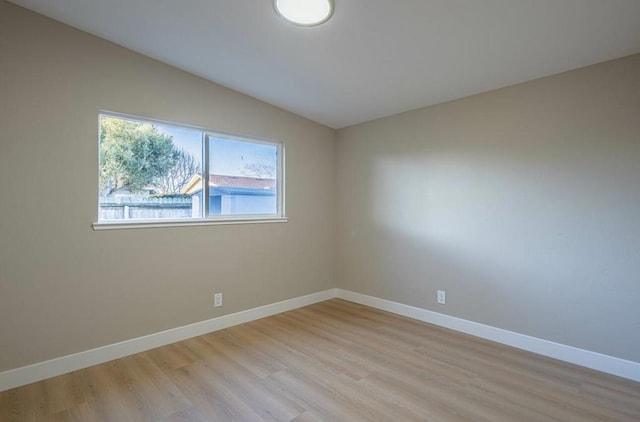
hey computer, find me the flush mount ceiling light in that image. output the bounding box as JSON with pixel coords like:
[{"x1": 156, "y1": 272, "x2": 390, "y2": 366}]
[{"x1": 274, "y1": 0, "x2": 334, "y2": 27}]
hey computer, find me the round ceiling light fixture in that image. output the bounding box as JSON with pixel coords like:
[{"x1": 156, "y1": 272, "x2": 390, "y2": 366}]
[{"x1": 273, "y1": 0, "x2": 334, "y2": 27}]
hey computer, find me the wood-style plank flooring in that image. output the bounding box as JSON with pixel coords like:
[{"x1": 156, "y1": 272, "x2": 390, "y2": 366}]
[{"x1": 1, "y1": 299, "x2": 639, "y2": 421}]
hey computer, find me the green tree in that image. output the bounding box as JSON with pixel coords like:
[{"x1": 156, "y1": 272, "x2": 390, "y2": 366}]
[{"x1": 100, "y1": 116, "x2": 179, "y2": 194}]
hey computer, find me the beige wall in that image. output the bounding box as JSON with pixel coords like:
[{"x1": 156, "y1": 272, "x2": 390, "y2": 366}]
[
  {"x1": 337, "y1": 54, "x2": 640, "y2": 362},
  {"x1": 0, "y1": 1, "x2": 336, "y2": 372},
  {"x1": 2, "y1": 0, "x2": 639, "y2": 375}
]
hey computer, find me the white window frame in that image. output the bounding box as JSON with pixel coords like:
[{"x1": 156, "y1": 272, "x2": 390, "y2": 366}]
[{"x1": 93, "y1": 112, "x2": 287, "y2": 230}]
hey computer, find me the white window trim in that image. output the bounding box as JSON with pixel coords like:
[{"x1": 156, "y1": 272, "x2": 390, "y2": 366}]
[
  {"x1": 92, "y1": 217, "x2": 289, "y2": 231},
  {"x1": 94, "y1": 111, "x2": 287, "y2": 230}
]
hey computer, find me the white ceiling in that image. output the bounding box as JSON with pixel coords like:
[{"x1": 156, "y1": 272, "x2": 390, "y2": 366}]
[{"x1": 9, "y1": 0, "x2": 640, "y2": 129}]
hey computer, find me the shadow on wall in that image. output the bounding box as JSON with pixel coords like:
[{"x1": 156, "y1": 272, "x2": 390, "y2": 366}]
[{"x1": 339, "y1": 149, "x2": 640, "y2": 361}]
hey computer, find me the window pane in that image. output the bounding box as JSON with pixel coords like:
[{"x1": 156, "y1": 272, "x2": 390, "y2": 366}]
[
  {"x1": 98, "y1": 115, "x2": 203, "y2": 221},
  {"x1": 207, "y1": 136, "x2": 278, "y2": 216}
]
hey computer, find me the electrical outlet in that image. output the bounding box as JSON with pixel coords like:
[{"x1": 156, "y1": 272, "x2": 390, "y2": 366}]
[
  {"x1": 437, "y1": 290, "x2": 446, "y2": 305},
  {"x1": 214, "y1": 293, "x2": 223, "y2": 307}
]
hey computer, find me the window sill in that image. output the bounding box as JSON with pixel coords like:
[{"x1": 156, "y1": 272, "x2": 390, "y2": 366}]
[{"x1": 92, "y1": 217, "x2": 288, "y2": 231}]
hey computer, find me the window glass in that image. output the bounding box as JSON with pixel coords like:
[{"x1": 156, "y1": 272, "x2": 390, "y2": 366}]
[
  {"x1": 207, "y1": 136, "x2": 278, "y2": 216},
  {"x1": 98, "y1": 113, "x2": 283, "y2": 224}
]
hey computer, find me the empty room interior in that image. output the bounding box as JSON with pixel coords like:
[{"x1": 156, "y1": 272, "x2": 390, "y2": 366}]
[{"x1": 1, "y1": 0, "x2": 640, "y2": 420}]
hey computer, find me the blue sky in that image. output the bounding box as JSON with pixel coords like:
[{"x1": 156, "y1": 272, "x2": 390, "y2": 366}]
[{"x1": 156, "y1": 124, "x2": 277, "y2": 178}]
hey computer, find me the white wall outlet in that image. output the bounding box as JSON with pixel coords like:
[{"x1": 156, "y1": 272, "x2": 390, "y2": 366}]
[
  {"x1": 214, "y1": 293, "x2": 223, "y2": 307},
  {"x1": 437, "y1": 290, "x2": 446, "y2": 305}
]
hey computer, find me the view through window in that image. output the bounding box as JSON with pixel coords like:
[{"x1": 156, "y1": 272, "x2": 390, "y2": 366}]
[{"x1": 98, "y1": 113, "x2": 282, "y2": 223}]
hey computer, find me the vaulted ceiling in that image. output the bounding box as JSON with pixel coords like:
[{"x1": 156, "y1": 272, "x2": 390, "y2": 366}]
[{"x1": 9, "y1": 0, "x2": 640, "y2": 128}]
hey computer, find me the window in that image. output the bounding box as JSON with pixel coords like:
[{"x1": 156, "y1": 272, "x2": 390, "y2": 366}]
[{"x1": 96, "y1": 113, "x2": 284, "y2": 228}]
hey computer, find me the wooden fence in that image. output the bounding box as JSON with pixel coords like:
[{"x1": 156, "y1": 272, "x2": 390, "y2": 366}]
[{"x1": 99, "y1": 196, "x2": 192, "y2": 220}]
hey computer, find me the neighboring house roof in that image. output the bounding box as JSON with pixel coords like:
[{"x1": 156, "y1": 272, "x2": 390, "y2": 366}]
[{"x1": 182, "y1": 174, "x2": 276, "y2": 195}]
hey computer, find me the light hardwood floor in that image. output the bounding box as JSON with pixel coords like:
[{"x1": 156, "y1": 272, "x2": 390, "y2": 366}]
[{"x1": 1, "y1": 299, "x2": 639, "y2": 421}]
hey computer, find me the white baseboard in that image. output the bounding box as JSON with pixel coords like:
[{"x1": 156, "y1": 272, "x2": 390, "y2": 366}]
[
  {"x1": 336, "y1": 289, "x2": 640, "y2": 382},
  {"x1": 2, "y1": 287, "x2": 638, "y2": 392},
  {"x1": 0, "y1": 289, "x2": 337, "y2": 392}
]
